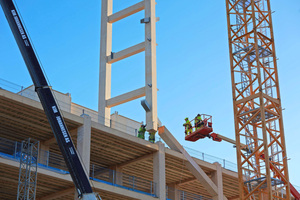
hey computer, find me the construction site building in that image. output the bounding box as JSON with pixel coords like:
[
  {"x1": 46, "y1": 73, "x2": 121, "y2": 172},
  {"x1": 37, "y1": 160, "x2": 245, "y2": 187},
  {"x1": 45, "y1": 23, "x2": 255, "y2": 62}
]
[{"x1": 0, "y1": 84, "x2": 240, "y2": 199}]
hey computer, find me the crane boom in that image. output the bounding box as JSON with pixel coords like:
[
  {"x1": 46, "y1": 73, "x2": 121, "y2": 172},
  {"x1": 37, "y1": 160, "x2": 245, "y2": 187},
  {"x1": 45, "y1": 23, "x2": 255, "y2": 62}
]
[{"x1": 0, "y1": 1, "x2": 98, "y2": 198}]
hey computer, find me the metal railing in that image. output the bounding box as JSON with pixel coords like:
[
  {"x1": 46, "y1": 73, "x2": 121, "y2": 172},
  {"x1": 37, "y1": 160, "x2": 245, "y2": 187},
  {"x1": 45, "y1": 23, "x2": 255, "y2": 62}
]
[
  {"x1": 167, "y1": 186, "x2": 212, "y2": 200},
  {"x1": 183, "y1": 146, "x2": 237, "y2": 172},
  {"x1": 0, "y1": 136, "x2": 157, "y2": 197},
  {"x1": 90, "y1": 164, "x2": 156, "y2": 197},
  {"x1": 179, "y1": 190, "x2": 211, "y2": 200}
]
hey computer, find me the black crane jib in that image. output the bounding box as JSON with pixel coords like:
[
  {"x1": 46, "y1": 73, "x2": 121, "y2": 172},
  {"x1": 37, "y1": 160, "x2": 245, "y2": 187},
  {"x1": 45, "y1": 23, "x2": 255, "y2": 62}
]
[{"x1": 0, "y1": 0, "x2": 96, "y2": 197}]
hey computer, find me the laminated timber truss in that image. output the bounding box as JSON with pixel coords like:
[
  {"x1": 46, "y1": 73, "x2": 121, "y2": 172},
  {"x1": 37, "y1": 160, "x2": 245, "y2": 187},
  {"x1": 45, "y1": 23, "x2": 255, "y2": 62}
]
[
  {"x1": 225, "y1": 0, "x2": 290, "y2": 199},
  {"x1": 99, "y1": 0, "x2": 158, "y2": 132}
]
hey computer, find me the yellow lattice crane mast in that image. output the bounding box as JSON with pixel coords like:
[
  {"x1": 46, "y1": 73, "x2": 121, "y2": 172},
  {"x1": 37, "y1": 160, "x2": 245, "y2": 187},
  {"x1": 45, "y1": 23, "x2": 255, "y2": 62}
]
[{"x1": 225, "y1": 0, "x2": 291, "y2": 199}]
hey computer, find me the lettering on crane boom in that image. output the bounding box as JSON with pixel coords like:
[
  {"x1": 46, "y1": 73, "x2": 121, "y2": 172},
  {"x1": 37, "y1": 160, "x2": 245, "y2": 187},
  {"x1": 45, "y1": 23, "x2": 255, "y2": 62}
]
[
  {"x1": 11, "y1": 9, "x2": 29, "y2": 47},
  {"x1": 56, "y1": 116, "x2": 71, "y2": 143},
  {"x1": 52, "y1": 106, "x2": 58, "y2": 113},
  {"x1": 69, "y1": 147, "x2": 75, "y2": 155}
]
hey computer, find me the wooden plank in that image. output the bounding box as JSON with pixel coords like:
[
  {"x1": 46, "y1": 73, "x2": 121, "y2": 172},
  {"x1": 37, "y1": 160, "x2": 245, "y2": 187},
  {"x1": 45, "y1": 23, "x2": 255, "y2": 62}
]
[
  {"x1": 106, "y1": 87, "x2": 145, "y2": 108},
  {"x1": 108, "y1": 1, "x2": 145, "y2": 23},
  {"x1": 107, "y1": 42, "x2": 145, "y2": 64}
]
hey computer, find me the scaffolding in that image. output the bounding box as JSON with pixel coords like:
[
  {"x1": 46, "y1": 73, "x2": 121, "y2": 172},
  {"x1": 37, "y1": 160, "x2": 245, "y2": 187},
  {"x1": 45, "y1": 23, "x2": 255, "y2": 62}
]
[{"x1": 17, "y1": 138, "x2": 39, "y2": 200}]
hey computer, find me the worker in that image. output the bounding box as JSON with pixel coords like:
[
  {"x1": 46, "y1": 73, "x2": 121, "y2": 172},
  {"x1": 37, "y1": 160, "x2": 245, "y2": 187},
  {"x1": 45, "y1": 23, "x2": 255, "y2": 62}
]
[
  {"x1": 148, "y1": 122, "x2": 161, "y2": 143},
  {"x1": 138, "y1": 124, "x2": 146, "y2": 139},
  {"x1": 149, "y1": 131, "x2": 156, "y2": 143},
  {"x1": 183, "y1": 117, "x2": 192, "y2": 136},
  {"x1": 194, "y1": 114, "x2": 203, "y2": 130}
]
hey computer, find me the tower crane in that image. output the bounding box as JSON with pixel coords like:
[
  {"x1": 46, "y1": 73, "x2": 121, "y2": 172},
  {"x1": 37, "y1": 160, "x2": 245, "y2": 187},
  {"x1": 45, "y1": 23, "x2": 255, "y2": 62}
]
[
  {"x1": 225, "y1": 0, "x2": 291, "y2": 199},
  {"x1": 184, "y1": 1, "x2": 297, "y2": 199},
  {"x1": 0, "y1": 0, "x2": 101, "y2": 199}
]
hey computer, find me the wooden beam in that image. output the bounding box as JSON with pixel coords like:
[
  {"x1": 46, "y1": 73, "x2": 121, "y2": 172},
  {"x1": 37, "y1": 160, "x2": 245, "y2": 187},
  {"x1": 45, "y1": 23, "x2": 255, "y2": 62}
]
[
  {"x1": 117, "y1": 152, "x2": 153, "y2": 168},
  {"x1": 176, "y1": 177, "x2": 197, "y2": 186},
  {"x1": 158, "y1": 126, "x2": 228, "y2": 200},
  {"x1": 107, "y1": 42, "x2": 145, "y2": 64},
  {"x1": 39, "y1": 187, "x2": 74, "y2": 200},
  {"x1": 0, "y1": 112, "x2": 50, "y2": 132},
  {"x1": 106, "y1": 87, "x2": 146, "y2": 108},
  {"x1": 108, "y1": 1, "x2": 145, "y2": 23},
  {"x1": 227, "y1": 194, "x2": 239, "y2": 200},
  {"x1": 43, "y1": 128, "x2": 78, "y2": 146}
]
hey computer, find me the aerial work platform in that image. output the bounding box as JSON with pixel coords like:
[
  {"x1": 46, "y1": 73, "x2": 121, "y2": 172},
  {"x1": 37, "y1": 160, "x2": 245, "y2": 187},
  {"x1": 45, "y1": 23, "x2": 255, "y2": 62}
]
[{"x1": 185, "y1": 115, "x2": 213, "y2": 142}]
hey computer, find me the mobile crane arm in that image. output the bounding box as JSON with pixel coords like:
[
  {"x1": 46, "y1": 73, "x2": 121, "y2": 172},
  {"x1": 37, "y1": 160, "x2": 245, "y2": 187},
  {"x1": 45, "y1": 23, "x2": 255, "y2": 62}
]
[{"x1": 0, "y1": 1, "x2": 98, "y2": 199}]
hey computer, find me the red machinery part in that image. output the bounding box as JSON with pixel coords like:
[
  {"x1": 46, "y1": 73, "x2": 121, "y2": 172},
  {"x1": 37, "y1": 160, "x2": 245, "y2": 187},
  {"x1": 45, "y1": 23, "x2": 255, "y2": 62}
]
[{"x1": 210, "y1": 133, "x2": 222, "y2": 142}]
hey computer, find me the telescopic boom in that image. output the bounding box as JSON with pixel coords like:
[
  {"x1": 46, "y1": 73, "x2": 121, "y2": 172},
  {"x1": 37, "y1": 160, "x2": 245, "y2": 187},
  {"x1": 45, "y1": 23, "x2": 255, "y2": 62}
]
[{"x1": 0, "y1": 1, "x2": 99, "y2": 199}]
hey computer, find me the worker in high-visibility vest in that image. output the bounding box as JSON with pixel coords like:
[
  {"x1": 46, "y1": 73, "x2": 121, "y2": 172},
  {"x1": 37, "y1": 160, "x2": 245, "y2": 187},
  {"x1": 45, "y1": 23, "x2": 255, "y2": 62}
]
[
  {"x1": 149, "y1": 131, "x2": 156, "y2": 143},
  {"x1": 138, "y1": 124, "x2": 146, "y2": 139},
  {"x1": 183, "y1": 117, "x2": 192, "y2": 136},
  {"x1": 194, "y1": 114, "x2": 203, "y2": 130}
]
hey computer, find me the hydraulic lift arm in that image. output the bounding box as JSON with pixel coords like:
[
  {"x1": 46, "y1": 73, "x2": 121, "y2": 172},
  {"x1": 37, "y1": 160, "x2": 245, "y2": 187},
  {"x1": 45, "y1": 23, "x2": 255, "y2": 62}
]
[{"x1": 0, "y1": 1, "x2": 99, "y2": 199}]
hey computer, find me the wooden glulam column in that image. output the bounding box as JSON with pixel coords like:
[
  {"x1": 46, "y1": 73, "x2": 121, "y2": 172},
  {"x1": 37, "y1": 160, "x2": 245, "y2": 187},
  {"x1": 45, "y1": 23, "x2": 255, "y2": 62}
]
[
  {"x1": 144, "y1": 0, "x2": 158, "y2": 132},
  {"x1": 99, "y1": 0, "x2": 113, "y2": 126},
  {"x1": 153, "y1": 141, "x2": 166, "y2": 200},
  {"x1": 77, "y1": 114, "x2": 92, "y2": 177},
  {"x1": 98, "y1": 0, "x2": 158, "y2": 132}
]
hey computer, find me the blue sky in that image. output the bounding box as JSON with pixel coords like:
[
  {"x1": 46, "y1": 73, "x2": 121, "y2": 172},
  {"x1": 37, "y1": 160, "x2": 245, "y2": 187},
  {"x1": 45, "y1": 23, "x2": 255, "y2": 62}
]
[{"x1": 1, "y1": 0, "x2": 300, "y2": 187}]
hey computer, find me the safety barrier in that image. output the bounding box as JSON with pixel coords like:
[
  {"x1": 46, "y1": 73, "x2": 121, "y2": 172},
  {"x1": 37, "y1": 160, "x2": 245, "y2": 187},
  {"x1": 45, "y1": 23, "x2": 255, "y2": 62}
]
[
  {"x1": 167, "y1": 186, "x2": 211, "y2": 200},
  {"x1": 183, "y1": 146, "x2": 237, "y2": 172},
  {"x1": 179, "y1": 190, "x2": 211, "y2": 200},
  {"x1": 90, "y1": 164, "x2": 157, "y2": 197}
]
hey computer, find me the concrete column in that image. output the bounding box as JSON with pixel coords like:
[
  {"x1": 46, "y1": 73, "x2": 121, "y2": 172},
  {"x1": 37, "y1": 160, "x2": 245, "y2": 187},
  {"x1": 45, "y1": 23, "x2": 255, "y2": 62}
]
[
  {"x1": 211, "y1": 162, "x2": 224, "y2": 200},
  {"x1": 153, "y1": 141, "x2": 166, "y2": 199},
  {"x1": 167, "y1": 183, "x2": 179, "y2": 200},
  {"x1": 38, "y1": 142, "x2": 49, "y2": 165},
  {"x1": 77, "y1": 114, "x2": 92, "y2": 177}
]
